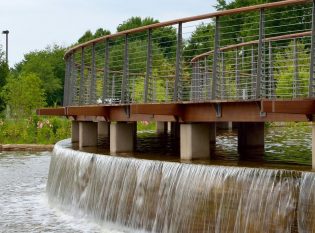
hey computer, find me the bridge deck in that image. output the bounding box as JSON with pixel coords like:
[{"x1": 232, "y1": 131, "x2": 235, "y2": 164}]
[{"x1": 37, "y1": 99, "x2": 315, "y2": 122}]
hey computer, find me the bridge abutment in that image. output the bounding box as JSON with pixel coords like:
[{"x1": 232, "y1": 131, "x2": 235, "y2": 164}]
[
  {"x1": 180, "y1": 123, "x2": 212, "y2": 160},
  {"x1": 79, "y1": 122, "x2": 98, "y2": 148},
  {"x1": 238, "y1": 122, "x2": 265, "y2": 160},
  {"x1": 110, "y1": 122, "x2": 136, "y2": 153}
]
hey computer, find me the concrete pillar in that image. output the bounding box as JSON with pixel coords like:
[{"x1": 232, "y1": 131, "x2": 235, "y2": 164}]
[
  {"x1": 238, "y1": 122, "x2": 264, "y2": 160},
  {"x1": 98, "y1": 121, "x2": 109, "y2": 137},
  {"x1": 180, "y1": 123, "x2": 211, "y2": 160},
  {"x1": 79, "y1": 122, "x2": 98, "y2": 148},
  {"x1": 312, "y1": 123, "x2": 315, "y2": 169},
  {"x1": 110, "y1": 122, "x2": 135, "y2": 153},
  {"x1": 171, "y1": 122, "x2": 180, "y2": 138},
  {"x1": 156, "y1": 122, "x2": 167, "y2": 134},
  {"x1": 209, "y1": 122, "x2": 216, "y2": 146},
  {"x1": 71, "y1": 121, "x2": 79, "y2": 143}
]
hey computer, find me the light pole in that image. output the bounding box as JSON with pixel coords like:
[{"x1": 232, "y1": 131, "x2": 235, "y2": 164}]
[{"x1": 2, "y1": 30, "x2": 9, "y2": 64}]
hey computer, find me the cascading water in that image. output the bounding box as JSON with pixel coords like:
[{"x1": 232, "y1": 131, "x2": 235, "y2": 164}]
[{"x1": 47, "y1": 139, "x2": 315, "y2": 233}]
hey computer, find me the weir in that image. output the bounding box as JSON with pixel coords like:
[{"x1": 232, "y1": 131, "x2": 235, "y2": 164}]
[{"x1": 48, "y1": 140, "x2": 315, "y2": 233}]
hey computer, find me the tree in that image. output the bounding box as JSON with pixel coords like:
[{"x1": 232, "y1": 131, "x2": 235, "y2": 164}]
[
  {"x1": 13, "y1": 45, "x2": 65, "y2": 106},
  {"x1": 0, "y1": 45, "x2": 9, "y2": 113},
  {"x1": 3, "y1": 73, "x2": 46, "y2": 118},
  {"x1": 78, "y1": 28, "x2": 111, "y2": 44}
]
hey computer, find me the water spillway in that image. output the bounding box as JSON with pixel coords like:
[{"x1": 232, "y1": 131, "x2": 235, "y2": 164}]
[{"x1": 47, "y1": 140, "x2": 315, "y2": 233}]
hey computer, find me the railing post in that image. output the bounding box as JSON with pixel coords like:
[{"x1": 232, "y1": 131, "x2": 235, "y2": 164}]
[
  {"x1": 144, "y1": 29, "x2": 152, "y2": 103},
  {"x1": 212, "y1": 16, "x2": 220, "y2": 100},
  {"x1": 79, "y1": 47, "x2": 85, "y2": 105},
  {"x1": 256, "y1": 8, "x2": 265, "y2": 99},
  {"x1": 173, "y1": 22, "x2": 182, "y2": 101},
  {"x1": 90, "y1": 43, "x2": 96, "y2": 104},
  {"x1": 69, "y1": 53, "x2": 76, "y2": 105},
  {"x1": 121, "y1": 34, "x2": 129, "y2": 103},
  {"x1": 309, "y1": 0, "x2": 315, "y2": 97},
  {"x1": 191, "y1": 62, "x2": 197, "y2": 101},
  {"x1": 103, "y1": 39, "x2": 109, "y2": 103},
  {"x1": 221, "y1": 53, "x2": 226, "y2": 99},
  {"x1": 204, "y1": 57, "x2": 210, "y2": 100},
  {"x1": 293, "y1": 38, "x2": 300, "y2": 98},
  {"x1": 251, "y1": 45, "x2": 257, "y2": 99},
  {"x1": 235, "y1": 48, "x2": 240, "y2": 99},
  {"x1": 268, "y1": 41, "x2": 274, "y2": 98},
  {"x1": 63, "y1": 56, "x2": 70, "y2": 106}
]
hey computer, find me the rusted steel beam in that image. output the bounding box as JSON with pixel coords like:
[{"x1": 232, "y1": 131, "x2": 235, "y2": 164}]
[
  {"x1": 130, "y1": 103, "x2": 182, "y2": 116},
  {"x1": 36, "y1": 108, "x2": 66, "y2": 116},
  {"x1": 37, "y1": 100, "x2": 312, "y2": 122},
  {"x1": 64, "y1": 0, "x2": 310, "y2": 58},
  {"x1": 66, "y1": 106, "x2": 109, "y2": 117},
  {"x1": 261, "y1": 99, "x2": 315, "y2": 114}
]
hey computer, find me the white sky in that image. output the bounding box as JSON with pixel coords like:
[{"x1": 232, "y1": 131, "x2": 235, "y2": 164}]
[{"x1": 0, "y1": 0, "x2": 217, "y2": 67}]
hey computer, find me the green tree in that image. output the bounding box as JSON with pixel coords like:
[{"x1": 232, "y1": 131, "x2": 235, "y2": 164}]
[
  {"x1": 78, "y1": 28, "x2": 111, "y2": 44},
  {"x1": 0, "y1": 45, "x2": 9, "y2": 113},
  {"x1": 14, "y1": 45, "x2": 65, "y2": 106},
  {"x1": 3, "y1": 73, "x2": 46, "y2": 118}
]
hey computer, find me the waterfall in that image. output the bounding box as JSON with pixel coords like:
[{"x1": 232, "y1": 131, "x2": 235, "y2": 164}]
[{"x1": 47, "y1": 139, "x2": 314, "y2": 233}]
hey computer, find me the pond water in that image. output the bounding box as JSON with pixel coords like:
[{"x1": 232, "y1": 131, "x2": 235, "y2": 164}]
[{"x1": 0, "y1": 125, "x2": 313, "y2": 232}]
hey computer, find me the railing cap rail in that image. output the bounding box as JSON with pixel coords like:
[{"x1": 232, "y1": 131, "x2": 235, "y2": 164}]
[{"x1": 64, "y1": 0, "x2": 310, "y2": 58}]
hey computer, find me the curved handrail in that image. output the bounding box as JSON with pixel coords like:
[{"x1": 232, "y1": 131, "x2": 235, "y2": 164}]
[
  {"x1": 64, "y1": 0, "x2": 310, "y2": 58},
  {"x1": 191, "y1": 31, "x2": 311, "y2": 63}
]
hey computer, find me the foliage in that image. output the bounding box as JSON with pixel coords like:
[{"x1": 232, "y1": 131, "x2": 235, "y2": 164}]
[
  {"x1": 3, "y1": 73, "x2": 46, "y2": 118},
  {"x1": 0, "y1": 116, "x2": 70, "y2": 144},
  {"x1": 274, "y1": 41, "x2": 309, "y2": 98},
  {"x1": 13, "y1": 45, "x2": 66, "y2": 106},
  {"x1": 0, "y1": 46, "x2": 9, "y2": 113},
  {"x1": 78, "y1": 28, "x2": 111, "y2": 44}
]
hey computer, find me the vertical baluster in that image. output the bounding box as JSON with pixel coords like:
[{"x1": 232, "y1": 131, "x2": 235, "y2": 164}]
[
  {"x1": 256, "y1": 9, "x2": 265, "y2": 99},
  {"x1": 251, "y1": 45, "x2": 257, "y2": 99},
  {"x1": 268, "y1": 41, "x2": 274, "y2": 98},
  {"x1": 79, "y1": 47, "x2": 85, "y2": 105},
  {"x1": 221, "y1": 52, "x2": 226, "y2": 99},
  {"x1": 121, "y1": 34, "x2": 129, "y2": 103},
  {"x1": 204, "y1": 57, "x2": 210, "y2": 100},
  {"x1": 309, "y1": 0, "x2": 315, "y2": 97},
  {"x1": 144, "y1": 29, "x2": 152, "y2": 103},
  {"x1": 235, "y1": 48, "x2": 240, "y2": 99},
  {"x1": 112, "y1": 74, "x2": 115, "y2": 103},
  {"x1": 293, "y1": 38, "x2": 300, "y2": 98},
  {"x1": 90, "y1": 43, "x2": 96, "y2": 104},
  {"x1": 173, "y1": 22, "x2": 183, "y2": 101},
  {"x1": 103, "y1": 39, "x2": 109, "y2": 103},
  {"x1": 63, "y1": 56, "x2": 70, "y2": 106},
  {"x1": 212, "y1": 16, "x2": 220, "y2": 100},
  {"x1": 191, "y1": 62, "x2": 196, "y2": 101}
]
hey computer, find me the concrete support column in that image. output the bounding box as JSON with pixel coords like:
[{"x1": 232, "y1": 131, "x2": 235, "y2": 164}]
[
  {"x1": 110, "y1": 122, "x2": 136, "y2": 153},
  {"x1": 209, "y1": 122, "x2": 216, "y2": 146},
  {"x1": 312, "y1": 123, "x2": 315, "y2": 169},
  {"x1": 238, "y1": 122, "x2": 264, "y2": 160},
  {"x1": 71, "y1": 121, "x2": 79, "y2": 143},
  {"x1": 171, "y1": 122, "x2": 180, "y2": 138},
  {"x1": 79, "y1": 122, "x2": 98, "y2": 148},
  {"x1": 180, "y1": 123, "x2": 211, "y2": 160},
  {"x1": 156, "y1": 122, "x2": 167, "y2": 134},
  {"x1": 98, "y1": 121, "x2": 110, "y2": 137}
]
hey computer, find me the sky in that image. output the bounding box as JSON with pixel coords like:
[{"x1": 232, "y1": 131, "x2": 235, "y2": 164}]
[{"x1": 0, "y1": 0, "x2": 217, "y2": 67}]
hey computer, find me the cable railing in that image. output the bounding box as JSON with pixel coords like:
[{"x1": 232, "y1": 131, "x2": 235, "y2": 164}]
[{"x1": 63, "y1": 0, "x2": 314, "y2": 106}]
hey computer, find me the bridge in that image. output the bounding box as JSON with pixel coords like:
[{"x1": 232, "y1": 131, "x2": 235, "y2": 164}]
[{"x1": 38, "y1": 0, "x2": 315, "y2": 167}]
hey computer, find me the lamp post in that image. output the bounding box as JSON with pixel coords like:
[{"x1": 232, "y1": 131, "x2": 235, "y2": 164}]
[{"x1": 2, "y1": 30, "x2": 9, "y2": 64}]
